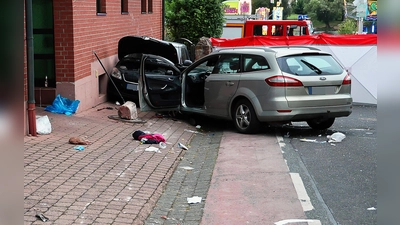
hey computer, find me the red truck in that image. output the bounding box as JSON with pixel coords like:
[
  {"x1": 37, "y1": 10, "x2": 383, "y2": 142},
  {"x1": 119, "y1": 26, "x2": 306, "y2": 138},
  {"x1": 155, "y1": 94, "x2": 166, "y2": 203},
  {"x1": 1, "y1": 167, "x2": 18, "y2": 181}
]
[{"x1": 222, "y1": 15, "x2": 314, "y2": 38}]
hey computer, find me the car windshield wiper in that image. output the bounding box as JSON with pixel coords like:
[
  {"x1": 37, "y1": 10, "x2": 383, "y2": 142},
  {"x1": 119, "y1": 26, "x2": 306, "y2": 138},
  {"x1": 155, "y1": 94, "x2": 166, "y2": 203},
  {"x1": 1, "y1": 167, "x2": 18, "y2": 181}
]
[{"x1": 300, "y1": 59, "x2": 322, "y2": 75}]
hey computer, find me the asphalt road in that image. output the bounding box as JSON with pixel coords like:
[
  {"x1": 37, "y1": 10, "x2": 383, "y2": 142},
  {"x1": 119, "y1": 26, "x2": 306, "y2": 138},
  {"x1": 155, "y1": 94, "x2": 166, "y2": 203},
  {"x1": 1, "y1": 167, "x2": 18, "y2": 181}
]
[{"x1": 279, "y1": 104, "x2": 377, "y2": 225}]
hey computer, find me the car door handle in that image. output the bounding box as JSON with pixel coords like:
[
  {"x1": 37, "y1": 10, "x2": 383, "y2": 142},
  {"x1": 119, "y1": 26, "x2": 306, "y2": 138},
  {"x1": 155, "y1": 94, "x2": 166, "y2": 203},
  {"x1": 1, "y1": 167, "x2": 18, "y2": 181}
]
[{"x1": 226, "y1": 81, "x2": 234, "y2": 86}]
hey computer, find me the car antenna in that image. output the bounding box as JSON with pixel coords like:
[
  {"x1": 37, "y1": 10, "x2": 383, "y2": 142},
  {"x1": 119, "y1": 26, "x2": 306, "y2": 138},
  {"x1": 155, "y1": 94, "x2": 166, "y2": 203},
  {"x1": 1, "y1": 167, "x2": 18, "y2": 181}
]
[{"x1": 92, "y1": 51, "x2": 126, "y2": 104}]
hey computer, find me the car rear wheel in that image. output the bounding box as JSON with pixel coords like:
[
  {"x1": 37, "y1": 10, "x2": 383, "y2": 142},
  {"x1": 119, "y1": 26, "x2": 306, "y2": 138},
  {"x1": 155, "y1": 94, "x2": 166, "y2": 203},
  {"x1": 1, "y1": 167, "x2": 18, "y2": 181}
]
[
  {"x1": 307, "y1": 118, "x2": 335, "y2": 130},
  {"x1": 233, "y1": 99, "x2": 260, "y2": 134}
]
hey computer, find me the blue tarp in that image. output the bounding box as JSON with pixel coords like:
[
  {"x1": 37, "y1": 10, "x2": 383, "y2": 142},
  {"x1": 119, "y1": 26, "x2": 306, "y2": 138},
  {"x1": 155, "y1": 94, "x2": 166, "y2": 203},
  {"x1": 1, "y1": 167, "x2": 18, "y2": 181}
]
[{"x1": 45, "y1": 94, "x2": 80, "y2": 116}]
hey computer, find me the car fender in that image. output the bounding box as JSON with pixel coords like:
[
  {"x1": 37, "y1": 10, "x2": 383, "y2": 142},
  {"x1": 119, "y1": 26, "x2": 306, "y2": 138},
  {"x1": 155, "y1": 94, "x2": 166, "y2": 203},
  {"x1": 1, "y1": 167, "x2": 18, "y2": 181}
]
[{"x1": 229, "y1": 86, "x2": 263, "y2": 119}]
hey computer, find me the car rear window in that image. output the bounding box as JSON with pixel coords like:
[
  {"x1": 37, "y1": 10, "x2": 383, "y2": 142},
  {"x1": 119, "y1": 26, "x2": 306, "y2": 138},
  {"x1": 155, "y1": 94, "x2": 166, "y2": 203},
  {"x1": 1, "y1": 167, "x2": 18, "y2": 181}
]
[{"x1": 277, "y1": 54, "x2": 343, "y2": 76}]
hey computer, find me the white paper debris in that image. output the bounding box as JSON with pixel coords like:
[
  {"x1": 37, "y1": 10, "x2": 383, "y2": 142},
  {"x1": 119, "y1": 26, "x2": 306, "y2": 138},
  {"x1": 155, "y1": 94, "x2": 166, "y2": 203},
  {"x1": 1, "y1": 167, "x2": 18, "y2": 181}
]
[
  {"x1": 187, "y1": 196, "x2": 202, "y2": 204},
  {"x1": 145, "y1": 146, "x2": 161, "y2": 153},
  {"x1": 367, "y1": 207, "x2": 377, "y2": 211},
  {"x1": 300, "y1": 138, "x2": 318, "y2": 143},
  {"x1": 180, "y1": 166, "x2": 194, "y2": 170},
  {"x1": 184, "y1": 129, "x2": 202, "y2": 134}
]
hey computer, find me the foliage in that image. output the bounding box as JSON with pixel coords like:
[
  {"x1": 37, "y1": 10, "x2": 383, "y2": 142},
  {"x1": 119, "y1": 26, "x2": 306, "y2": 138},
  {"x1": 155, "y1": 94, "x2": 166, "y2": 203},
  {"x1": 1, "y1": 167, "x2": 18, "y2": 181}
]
[
  {"x1": 165, "y1": 0, "x2": 225, "y2": 43},
  {"x1": 337, "y1": 18, "x2": 357, "y2": 34},
  {"x1": 252, "y1": 0, "x2": 292, "y2": 20},
  {"x1": 304, "y1": 0, "x2": 344, "y2": 28},
  {"x1": 291, "y1": 0, "x2": 306, "y2": 15}
]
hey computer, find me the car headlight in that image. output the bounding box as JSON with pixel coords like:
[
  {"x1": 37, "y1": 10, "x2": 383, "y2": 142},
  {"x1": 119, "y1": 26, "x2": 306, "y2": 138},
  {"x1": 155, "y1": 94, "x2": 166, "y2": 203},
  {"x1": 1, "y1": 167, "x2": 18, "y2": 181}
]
[{"x1": 111, "y1": 67, "x2": 122, "y2": 80}]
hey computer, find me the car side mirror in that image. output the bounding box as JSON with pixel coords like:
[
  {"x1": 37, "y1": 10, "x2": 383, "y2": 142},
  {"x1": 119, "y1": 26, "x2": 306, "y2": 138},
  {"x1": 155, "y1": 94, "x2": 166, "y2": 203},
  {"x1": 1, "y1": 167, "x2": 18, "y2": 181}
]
[{"x1": 183, "y1": 60, "x2": 193, "y2": 66}]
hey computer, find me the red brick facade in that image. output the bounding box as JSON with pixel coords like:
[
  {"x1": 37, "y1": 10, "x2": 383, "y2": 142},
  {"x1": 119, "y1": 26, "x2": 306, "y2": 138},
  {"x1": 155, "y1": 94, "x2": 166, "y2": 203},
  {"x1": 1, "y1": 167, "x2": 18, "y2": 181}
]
[
  {"x1": 24, "y1": 0, "x2": 163, "y2": 135},
  {"x1": 54, "y1": 0, "x2": 162, "y2": 83}
]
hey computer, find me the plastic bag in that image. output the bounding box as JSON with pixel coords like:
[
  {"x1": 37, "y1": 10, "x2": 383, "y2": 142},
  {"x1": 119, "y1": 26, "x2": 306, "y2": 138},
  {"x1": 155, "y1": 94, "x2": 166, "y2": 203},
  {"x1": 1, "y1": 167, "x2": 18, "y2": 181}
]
[
  {"x1": 36, "y1": 115, "x2": 52, "y2": 134},
  {"x1": 45, "y1": 94, "x2": 80, "y2": 116}
]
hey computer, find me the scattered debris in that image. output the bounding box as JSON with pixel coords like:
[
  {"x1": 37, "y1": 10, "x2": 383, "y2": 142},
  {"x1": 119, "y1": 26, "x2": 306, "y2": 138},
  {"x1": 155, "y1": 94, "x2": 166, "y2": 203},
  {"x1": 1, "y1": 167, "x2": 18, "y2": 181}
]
[
  {"x1": 118, "y1": 101, "x2": 138, "y2": 120},
  {"x1": 73, "y1": 145, "x2": 85, "y2": 151},
  {"x1": 160, "y1": 215, "x2": 168, "y2": 220},
  {"x1": 196, "y1": 125, "x2": 201, "y2": 129},
  {"x1": 36, "y1": 115, "x2": 52, "y2": 135},
  {"x1": 159, "y1": 142, "x2": 167, "y2": 149},
  {"x1": 177, "y1": 142, "x2": 189, "y2": 150},
  {"x1": 367, "y1": 207, "x2": 377, "y2": 211},
  {"x1": 133, "y1": 130, "x2": 166, "y2": 144},
  {"x1": 69, "y1": 137, "x2": 91, "y2": 145},
  {"x1": 116, "y1": 101, "x2": 121, "y2": 106},
  {"x1": 145, "y1": 146, "x2": 161, "y2": 153},
  {"x1": 44, "y1": 94, "x2": 80, "y2": 116},
  {"x1": 180, "y1": 166, "x2": 194, "y2": 170},
  {"x1": 299, "y1": 139, "x2": 326, "y2": 143},
  {"x1": 183, "y1": 129, "x2": 202, "y2": 134},
  {"x1": 327, "y1": 132, "x2": 346, "y2": 143},
  {"x1": 97, "y1": 106, "x2": 114, "y2": 111},
  {"x1": 36, "y1": 213, "x2": 49, "y2": 222},
  {"x1": 107, "y1": 115, "x2": 146, "y2": 123},
  {"x1": 187, "y1": 196, "x2": 202, "y2": 204}
]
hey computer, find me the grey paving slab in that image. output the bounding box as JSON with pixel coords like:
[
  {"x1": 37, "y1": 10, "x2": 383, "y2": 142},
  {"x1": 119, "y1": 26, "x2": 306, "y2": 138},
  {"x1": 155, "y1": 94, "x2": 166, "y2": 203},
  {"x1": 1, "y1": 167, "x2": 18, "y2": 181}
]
[{"x1": 144, "y1": 131, "x2": 222, "y2": 225}]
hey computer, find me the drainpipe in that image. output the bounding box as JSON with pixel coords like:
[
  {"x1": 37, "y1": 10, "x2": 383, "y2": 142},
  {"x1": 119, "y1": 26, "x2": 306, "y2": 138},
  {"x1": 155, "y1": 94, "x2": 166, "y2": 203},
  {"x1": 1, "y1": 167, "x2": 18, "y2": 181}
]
[
  {"x1": 162, "y1": 0, "x2": 165, "y2": 40},
  {"x1": 26, "y1": 0, "x2": 37, "y2": 136}
]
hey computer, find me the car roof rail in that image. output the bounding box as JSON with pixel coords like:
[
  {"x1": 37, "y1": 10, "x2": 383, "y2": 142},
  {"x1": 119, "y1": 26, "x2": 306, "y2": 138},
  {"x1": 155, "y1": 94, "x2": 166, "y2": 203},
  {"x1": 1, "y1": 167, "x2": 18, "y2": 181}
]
[
  {"x1": 268, "y1": 46, "x2": 322, "y2": 51},
  {"x1": 213, "y1": 46, "x2": 277, "y2": 53}
]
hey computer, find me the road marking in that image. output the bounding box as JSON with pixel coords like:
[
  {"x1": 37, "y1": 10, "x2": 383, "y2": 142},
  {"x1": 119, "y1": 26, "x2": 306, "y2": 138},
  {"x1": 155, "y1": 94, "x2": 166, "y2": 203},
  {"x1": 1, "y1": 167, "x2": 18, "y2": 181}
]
[
  {"x1": 274, "y1": 219, "x2": 321, "y2": 225},
  {"x1": 276, "y1": 135, "x2": 286, "y2": 148},
  {"x1": 290, "y1": 173, "x2": 314, "y2": 211}
]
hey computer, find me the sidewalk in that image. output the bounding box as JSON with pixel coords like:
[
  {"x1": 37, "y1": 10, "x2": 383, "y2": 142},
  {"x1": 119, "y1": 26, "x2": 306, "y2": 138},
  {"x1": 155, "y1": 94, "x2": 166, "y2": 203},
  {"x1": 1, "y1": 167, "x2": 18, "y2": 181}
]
[
  {"x1": 24, "y1": 102, "x2": 195, "y2": 224},
  {"x1": 24, "y1": 102, "x2": 305, "y2": 224}
]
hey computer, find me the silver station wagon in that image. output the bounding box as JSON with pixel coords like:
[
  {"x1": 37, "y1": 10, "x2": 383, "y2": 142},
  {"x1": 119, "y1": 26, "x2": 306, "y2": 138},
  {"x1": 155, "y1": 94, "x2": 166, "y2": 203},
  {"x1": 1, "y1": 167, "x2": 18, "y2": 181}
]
[{"x1": 138, "y1": 46, "x2": 352, "y2": 133}]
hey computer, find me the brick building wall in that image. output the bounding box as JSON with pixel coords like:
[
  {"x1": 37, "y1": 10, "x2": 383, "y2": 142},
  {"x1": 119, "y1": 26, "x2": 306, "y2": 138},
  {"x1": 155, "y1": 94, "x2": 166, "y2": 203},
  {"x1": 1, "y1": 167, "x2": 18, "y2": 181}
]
[
  {"x1": 54, "y1": 0, "x2": 163, "y2": 110},
  {"x1": 25, "y1": 0, "x2": 163, "y2": 134}
]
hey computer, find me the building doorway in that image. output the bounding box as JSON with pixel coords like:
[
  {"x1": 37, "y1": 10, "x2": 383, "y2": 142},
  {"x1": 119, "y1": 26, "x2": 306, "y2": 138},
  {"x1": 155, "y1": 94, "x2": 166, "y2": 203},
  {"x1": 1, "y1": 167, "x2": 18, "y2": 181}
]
[{"x1": 33, "y1": 0, "x2": 56, "y2": 105}]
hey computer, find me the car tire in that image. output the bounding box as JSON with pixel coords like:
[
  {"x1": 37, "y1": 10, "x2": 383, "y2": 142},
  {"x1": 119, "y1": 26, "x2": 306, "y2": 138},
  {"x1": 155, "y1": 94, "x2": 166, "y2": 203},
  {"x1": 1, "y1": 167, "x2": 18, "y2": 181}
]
[
  {"x1": 307, "y1": 118, "x2": 335, "y2": 130},
  {"x1": 233, "y1": 99, "x2": 260, "y2": 134}
]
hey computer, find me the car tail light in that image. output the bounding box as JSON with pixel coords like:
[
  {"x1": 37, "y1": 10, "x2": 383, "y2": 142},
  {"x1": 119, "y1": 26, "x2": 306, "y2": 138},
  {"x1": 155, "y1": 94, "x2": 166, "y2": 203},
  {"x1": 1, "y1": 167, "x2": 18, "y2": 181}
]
[
  {"x1": 342, "y1": 73, "x2": 351, "y2": 85},
  {"x1": 265, "y1": 76, "x2": 303, "y2": 87}
]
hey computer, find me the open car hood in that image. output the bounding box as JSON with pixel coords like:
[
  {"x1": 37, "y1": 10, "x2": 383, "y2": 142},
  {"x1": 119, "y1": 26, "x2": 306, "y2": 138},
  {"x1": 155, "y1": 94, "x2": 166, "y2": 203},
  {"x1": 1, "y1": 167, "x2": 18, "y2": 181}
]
[{"x1": 118, "y1": 36, "x2": 179, "y2": 64}]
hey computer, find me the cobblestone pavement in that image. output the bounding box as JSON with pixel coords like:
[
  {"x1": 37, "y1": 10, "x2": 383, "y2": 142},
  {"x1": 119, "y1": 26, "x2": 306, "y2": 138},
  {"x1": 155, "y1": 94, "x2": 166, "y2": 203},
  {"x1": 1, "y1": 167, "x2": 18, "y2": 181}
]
[
  {"x1": 145, "y1": 131, "x2": 223, "y2": 225},
  {"x1": 24, "y1": 102, "x2": 199, "y2": 225}
]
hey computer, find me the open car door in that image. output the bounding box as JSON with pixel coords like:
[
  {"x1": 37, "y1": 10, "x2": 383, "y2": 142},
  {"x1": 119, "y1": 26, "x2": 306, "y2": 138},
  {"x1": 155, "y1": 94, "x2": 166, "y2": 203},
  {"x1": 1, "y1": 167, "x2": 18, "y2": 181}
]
[{"x1": 138, "y1": 54, "x2": 182, "y2": 112}]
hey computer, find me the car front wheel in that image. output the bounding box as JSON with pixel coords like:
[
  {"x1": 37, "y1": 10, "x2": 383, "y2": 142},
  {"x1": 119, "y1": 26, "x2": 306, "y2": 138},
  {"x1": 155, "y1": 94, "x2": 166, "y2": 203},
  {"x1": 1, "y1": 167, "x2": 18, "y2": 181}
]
[
  {"x1": 233, "y1": 99, "x2": 260, "y2": 134},
  {"x1": 307, "y1": 118, "x2": 335, "y2": 130}
]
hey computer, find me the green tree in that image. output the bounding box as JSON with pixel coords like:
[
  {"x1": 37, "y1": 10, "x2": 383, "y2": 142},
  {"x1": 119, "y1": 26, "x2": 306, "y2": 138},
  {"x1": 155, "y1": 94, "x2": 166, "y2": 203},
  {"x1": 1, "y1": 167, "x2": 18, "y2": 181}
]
[
  {"x1": 292, "y1": 0, "x2": 306, "y2": 15},
  {"x1": 252, "y1": 0, "x2": 292, "y2": 20},
  {"x1": 337, "y1": 18, "x2": 357, "y2": 34},
  {"x1": 165, "y1": 0, "x2": 225, "y2": 43},
  {"x1": 304, "y1": 0, "x2": 343, "y2": 28}
]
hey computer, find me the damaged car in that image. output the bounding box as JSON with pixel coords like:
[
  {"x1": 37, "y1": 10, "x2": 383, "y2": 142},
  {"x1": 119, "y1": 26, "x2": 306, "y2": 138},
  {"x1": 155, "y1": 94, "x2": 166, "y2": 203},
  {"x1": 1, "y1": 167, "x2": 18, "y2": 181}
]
[
  {"x1": 107, "y1": 36, "x2": 192, "y2": 103},
  {"x1": 138, "y1": 46, "x2": 353, "y2": 134}
]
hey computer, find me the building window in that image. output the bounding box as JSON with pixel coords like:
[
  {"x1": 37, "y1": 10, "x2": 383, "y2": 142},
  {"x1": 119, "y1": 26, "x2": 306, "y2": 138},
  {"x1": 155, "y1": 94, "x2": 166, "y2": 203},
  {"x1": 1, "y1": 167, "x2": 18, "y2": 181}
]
[
  {"x1": 141, "y1": 0, "x2": 146, "y2": 13},
  {"x1": 148, "y1": 0, "x2": 153, "y2": 13},
  {"x1": 97, "y1": 0, "x2": 106, "y2": 15},
  {"x1": 121, "y1": 0, "x2": 128, "y2": 14}
]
